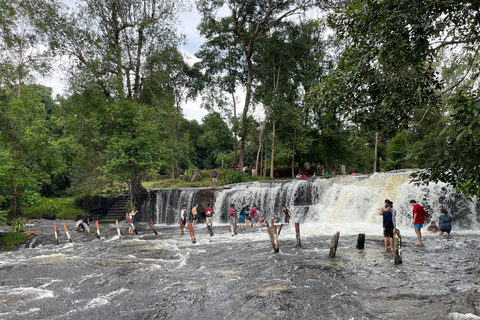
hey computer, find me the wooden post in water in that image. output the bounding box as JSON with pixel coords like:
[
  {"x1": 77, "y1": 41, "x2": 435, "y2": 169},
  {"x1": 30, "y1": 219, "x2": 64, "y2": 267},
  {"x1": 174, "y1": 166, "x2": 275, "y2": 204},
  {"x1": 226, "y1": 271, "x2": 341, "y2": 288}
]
[
  {"x1": 115, "y1": 220, "x2": 121, "y2": 237},
  {"x1": 63, "y1": 223, "x2": 72, "y2": 243},
  {"x1": 234, "y1": 215, "x2": 238, "y2": 235},
  {"x1": 54, "y1": 223, "x2": 59, "y2": 245},
  {"x1": 329, "y1": 231, "x2": 340, "y2": 258},
  {"x1": 267, "y1": 227, "x2": 279, "y2": 253},
  {"x1": 356, "y1": 233, "x2": 365, "y2": 249},
  {"x1": 295, "y1": 223, "x2": 301, "y2": 247},
  {"x1": 149, "y1": 219, "x2": 158, "y2": 235},
  {"x1": 95, "y1": 220, "x2": 102, "y2": 238},
  {"x1": 272, "y1": 224, "x2": 277, "y2": 235},
  {"x1": 393, "y1": 229, "x2": 402, "y2": 265},
  {"x1": 187, "y1": 223, "x2": 196, "y2": 244},
  {"x1": 180, "y1": 220, "x2": 184, "y2": 235},
  {"x1": 207, "y1": 225, "x2": 213, "y2": 237},
  {"x1": 277, "y1": 224, "x2": 283, "y2": 235}
]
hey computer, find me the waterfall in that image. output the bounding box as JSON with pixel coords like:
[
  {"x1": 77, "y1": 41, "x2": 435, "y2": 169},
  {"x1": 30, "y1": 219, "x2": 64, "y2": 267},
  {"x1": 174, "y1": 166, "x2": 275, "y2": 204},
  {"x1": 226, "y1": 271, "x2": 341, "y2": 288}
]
[{"x1": 142, "y1": 170, "x2": 479, "y2": 235}]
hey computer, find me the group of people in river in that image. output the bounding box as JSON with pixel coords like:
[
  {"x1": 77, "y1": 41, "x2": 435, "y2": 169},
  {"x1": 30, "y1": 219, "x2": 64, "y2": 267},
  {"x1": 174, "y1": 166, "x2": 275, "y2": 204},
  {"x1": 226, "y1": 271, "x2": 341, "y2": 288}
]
[
  {"x1": 180, "y1": 202, "x2": 293, "y2": 230},
  {"x1": 380, "y1": 198, "x2": 453, "y2": 250}
]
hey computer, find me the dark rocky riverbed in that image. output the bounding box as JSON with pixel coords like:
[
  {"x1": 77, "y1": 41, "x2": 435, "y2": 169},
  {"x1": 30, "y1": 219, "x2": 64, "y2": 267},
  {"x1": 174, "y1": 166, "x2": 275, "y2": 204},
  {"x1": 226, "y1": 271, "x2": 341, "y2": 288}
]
[{"x1": 0, "y1": 220, "x2": 479, "y2": 319}]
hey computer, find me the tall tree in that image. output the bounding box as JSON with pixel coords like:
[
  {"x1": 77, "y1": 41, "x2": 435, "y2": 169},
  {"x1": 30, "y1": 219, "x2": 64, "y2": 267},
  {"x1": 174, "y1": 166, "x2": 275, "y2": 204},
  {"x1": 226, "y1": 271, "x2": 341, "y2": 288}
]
[
  {"x1": 28, "y1": 0, "x2": 187, "y2": 205},
  {"x1": 196, "y1": 0, "x2": 333, "y2": 169},
  {"x1": 310, "y1": 0, "x2": 480, "y2": 195}
]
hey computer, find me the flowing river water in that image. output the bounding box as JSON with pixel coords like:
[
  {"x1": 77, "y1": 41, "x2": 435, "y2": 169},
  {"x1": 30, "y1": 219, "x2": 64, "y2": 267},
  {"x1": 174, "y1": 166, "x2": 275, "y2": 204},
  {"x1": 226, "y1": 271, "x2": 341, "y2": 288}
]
[{"x1": 1, "y1": 171, "x2": 479, "y2": 319}]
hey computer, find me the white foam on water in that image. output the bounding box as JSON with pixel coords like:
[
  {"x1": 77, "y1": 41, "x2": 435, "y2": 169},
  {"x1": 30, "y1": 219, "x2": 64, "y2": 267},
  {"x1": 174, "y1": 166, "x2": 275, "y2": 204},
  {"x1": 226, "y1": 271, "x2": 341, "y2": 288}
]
[
  {"x1": 208, "y1": 171, "x2": 480, "y2": 236},
  {"x1": 0, "y1": 286, "x2": 55, "y2": 300}
]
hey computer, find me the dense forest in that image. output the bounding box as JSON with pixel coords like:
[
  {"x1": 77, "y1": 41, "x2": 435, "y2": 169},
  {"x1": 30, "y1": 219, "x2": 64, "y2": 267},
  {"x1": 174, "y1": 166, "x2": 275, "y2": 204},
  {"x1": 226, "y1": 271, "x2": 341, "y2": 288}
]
[{"x1": 1, "y1": 0, "x2": 479, "y2": 221}]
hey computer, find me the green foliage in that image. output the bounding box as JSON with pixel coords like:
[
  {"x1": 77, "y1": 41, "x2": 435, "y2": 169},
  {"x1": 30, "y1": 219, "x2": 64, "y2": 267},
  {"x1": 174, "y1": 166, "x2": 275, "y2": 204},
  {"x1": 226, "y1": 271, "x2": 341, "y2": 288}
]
[
  {"x1": 11, "y1": 217, "x2": 25, "y2": 233},
  {"x1": 410, "y1": 90, "x2": 480, "y2": 198},
  {"x1": 24, "y1": 197, "x2": 82, "y2": 219},
  {"x1": 0, "y1": 232, "x2": 30, "y2": 250},
  {"x1": 387, "y1": 130, "x2": 411, "y2": 170},
  {"x1": 224, "y1": 171, "x2": 247, "y2": 184}
]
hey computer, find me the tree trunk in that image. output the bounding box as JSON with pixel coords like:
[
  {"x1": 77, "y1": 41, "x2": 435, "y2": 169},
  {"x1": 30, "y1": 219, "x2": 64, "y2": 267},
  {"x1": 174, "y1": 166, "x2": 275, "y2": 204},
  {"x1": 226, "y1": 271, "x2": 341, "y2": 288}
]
[
  {"x1": 231, "y1": 89, "x2": 237, "y2": 165},
  {"x1": 291, "y1": 144, "x2": 295, "y2": 178},
  {"x1": 131, "y1": 166, "x2": 146, "y2": 210},
  {"x1": 270, "y1": 121, "x2": 275, "y2": 179},
  {"x1": 374, "y1": 132, "x2": 378, "y2": 173},
  {"x1": 187, "y1": 169, "x2": 201, "y2": 182},
  {"x1": 255, "y1": 113, "x2": 269, "y2": 176},
  {"x1": 239, "y1": 59, "x2": 254, "y2": 169}
]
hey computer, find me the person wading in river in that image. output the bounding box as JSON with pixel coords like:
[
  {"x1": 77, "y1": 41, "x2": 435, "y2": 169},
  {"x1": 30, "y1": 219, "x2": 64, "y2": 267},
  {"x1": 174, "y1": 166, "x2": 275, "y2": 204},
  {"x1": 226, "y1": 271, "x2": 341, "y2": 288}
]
[
  {"x1": 382, "y1": 203, "x2": 394, "y2": 251},
  {"x1": 229, "y1": 204, "x2": 236, "y2": 226},
  {"x1": 205, "y1": 203, "x2": 213, "y2": 228},
  {"x1": 438, "y1": 208, "x2": 452, "y2": 236},
  {"x1": 181, "y1": 205, "x2": 187, "y2": 227},
  {"x1": 410, "y1": 200, "x2": 428, "y2": 245},
  {"x1": 192, "y1": 204, "x2": 198, "y2": 228}
]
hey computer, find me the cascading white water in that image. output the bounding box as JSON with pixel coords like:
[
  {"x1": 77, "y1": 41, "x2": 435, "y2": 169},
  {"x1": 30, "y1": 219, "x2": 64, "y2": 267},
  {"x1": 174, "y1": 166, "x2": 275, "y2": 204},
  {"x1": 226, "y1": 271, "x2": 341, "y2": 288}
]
[{"x1": 211, "y1": 170, "x2": 479, "y2": 236}]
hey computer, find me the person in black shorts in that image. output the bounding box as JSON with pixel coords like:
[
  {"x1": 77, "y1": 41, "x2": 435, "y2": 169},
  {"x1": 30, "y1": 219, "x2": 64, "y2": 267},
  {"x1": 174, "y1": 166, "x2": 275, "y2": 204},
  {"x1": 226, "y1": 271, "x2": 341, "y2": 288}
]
[{"x1": 382, "y1": 203, "x2": 394, "y2": 251}]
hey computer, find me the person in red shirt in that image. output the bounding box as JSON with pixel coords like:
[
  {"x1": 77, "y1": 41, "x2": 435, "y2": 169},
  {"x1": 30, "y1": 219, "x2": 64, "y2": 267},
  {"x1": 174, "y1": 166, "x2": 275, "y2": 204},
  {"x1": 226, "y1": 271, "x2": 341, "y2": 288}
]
[
  {"x1": 229, "y1": 204, "x2": 236, "y2": 225},
  {"x1": 250, "y1": 205, "x2": 257, "y2": 228},
  {"x1": 410, "y1": 200, "x2": 428, "y2": 245},
  {"x1": 205, "y1": 203, "x2": 213, "y2": 228}
]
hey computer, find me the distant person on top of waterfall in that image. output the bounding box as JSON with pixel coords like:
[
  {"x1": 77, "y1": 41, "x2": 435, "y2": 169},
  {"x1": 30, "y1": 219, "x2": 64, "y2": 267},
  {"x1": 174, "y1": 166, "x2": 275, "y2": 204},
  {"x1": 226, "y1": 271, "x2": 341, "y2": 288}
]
[
  {"x1": 410, "y1": 200, "x2": 428, "y2": 245},
  {"x1": 212, "y1": 168, "x2": 218, "y2": 187},
  {"x1": 438, "y1": 208, "x2": 452, "y2": 236},
  {"x1": 382, "y1": 203, "x2": 394, "y2": 251},
  {"x1": 296, "y1": 173, "x2": 301, "y2": 178},
  {"x1": 192, "y1": 204, "x2": 198, "y2": 228},
  {"x1": 205, "y1": 203, "x2": 213, "y2": 228}
]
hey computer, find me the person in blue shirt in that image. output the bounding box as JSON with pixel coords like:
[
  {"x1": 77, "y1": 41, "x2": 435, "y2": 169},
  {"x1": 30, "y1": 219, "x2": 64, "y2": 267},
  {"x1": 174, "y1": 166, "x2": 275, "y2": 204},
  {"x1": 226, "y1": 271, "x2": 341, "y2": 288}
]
[
  {"x1": 382, "y1": 203, "x2": 394, "y2": 251},
  {"x1": 438, "y1": 208, "x2": 452, "y2": 236}
]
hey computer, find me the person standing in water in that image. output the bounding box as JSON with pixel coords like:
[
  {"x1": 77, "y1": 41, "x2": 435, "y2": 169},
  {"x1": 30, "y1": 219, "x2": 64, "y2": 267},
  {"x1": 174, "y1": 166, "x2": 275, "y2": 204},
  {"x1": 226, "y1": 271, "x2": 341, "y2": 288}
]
[
  {"x1": 382, "y1": 203, "x2": 394, "y2": 251},
  {"x1": 128, "y1": 210, "x2": 137, "y2": 234},
  {"x1": 205, "y1": 203, "x2": 213, "y2": 228},
  {"x1": 192, "y1": 204, "x2": 198, "y2": 228},
  {"x1": 229, "y1": 204, "x2": 236, "y2": 226},
  {"x1": 249, "y1": 205, "x2": 256, "y2": 228},
  {"x1": 438, "y1": 208, "x2": 452, "y2": 236},
  {"x1": 239, "y1": 206, "x2": 248, "y2": 229},
  {"x1": 410, "y1": 200, "x2": 428, "y2": 245},
  {"x1": 181, "y1": 205, "x2": 187, "y2": 227},
  {"x1": 282, "y1": 206, "x2": 292, "y2": 225}
]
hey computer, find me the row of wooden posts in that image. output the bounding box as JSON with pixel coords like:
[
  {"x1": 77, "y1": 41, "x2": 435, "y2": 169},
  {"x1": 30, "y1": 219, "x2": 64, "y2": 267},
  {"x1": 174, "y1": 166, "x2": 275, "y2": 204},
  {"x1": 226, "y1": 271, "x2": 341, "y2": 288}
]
[
  {"x1": 53, "y1": 219, "x2": 402, "y2": 265},
  {"x1": 180, "y1": 220, "x2": 402, "y2": 265}
]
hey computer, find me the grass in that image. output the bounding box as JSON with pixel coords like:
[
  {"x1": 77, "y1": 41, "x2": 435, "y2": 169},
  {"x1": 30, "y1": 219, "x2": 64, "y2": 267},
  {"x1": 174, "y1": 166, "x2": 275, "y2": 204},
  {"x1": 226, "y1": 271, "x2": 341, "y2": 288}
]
[
  {"x1": 0, "y1": 232, "x2": 31, "y2": 250},
  {"x1": 142, "y1": 168, "x2": 273, "y2": 189},
  {"x1": 23, "y1": 197, "x2": 84, "y2": 220}
]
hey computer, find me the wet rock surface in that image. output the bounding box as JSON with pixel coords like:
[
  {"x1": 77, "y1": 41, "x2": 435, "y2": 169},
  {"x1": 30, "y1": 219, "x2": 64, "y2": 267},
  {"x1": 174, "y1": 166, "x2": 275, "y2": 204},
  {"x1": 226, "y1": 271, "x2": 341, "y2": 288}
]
[{"x1": 0, "y1": 221, "x2": 479, "y2": 319}]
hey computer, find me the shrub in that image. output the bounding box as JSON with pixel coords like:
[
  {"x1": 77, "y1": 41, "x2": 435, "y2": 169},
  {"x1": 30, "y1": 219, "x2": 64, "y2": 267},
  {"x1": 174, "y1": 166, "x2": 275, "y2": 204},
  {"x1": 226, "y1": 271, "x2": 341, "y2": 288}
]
[{"x1": 0, "y1": 232, "x2": 30, "y2": 250}]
